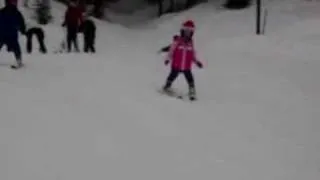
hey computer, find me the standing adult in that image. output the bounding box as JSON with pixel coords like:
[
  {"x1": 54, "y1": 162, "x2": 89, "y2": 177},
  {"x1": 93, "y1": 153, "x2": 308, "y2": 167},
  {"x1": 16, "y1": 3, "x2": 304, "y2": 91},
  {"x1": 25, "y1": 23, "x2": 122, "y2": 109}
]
[
  {"x1": 0, "y1": 0, "x2": 26, "y2": 68},
  {"x1": 62, "y1": 0, "x2": 83, "y2": 52}
]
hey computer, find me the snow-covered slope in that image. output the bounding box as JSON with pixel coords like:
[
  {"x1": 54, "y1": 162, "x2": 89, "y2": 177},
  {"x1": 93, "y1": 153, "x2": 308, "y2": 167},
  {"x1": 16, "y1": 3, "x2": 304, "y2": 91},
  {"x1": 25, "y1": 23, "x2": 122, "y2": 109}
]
[{"x1": 0, "y1": 1, "x2": 319, "y2": 180}]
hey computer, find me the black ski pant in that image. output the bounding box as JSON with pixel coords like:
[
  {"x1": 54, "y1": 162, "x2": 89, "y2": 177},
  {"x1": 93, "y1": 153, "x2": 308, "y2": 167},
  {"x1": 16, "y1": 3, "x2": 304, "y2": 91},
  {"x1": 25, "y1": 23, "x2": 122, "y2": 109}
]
[
  {"x1": 0, "y1": 39, "x2": 22, "y2": 63},
  {"x1": 26, "y1": 27, "x2": 47, "y2": 54},
  {"x1": 66, "y1": 25, "x2": 79, "y2": 52},
  {"x1": 164, "y1": 68, "x2": 195, "y2": 89},
  {"x1": 84, "y1": 33, "x2": 95, "y2": 53}
]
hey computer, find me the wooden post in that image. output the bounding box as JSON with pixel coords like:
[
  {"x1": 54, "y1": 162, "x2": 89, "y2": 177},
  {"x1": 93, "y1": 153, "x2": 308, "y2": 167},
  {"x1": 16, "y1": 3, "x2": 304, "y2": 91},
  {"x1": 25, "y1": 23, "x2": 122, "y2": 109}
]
[{"x1": 256, "y1": 0, "x2": 261, "y2": 35}]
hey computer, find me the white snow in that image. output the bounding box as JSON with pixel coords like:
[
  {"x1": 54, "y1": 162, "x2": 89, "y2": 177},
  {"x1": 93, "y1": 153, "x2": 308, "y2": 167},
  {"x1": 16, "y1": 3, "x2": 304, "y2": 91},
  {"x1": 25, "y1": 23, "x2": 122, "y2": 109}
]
[{"x1": 0, "y1": 0, "x2": 319, "y2": 180}]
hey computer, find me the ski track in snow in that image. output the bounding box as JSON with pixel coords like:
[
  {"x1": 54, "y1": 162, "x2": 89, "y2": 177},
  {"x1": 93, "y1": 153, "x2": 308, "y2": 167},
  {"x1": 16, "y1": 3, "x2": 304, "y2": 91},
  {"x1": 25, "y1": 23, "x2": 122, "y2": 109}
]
[{"x1": 0, "y1": 0, "x2": 319, "y2": 180}]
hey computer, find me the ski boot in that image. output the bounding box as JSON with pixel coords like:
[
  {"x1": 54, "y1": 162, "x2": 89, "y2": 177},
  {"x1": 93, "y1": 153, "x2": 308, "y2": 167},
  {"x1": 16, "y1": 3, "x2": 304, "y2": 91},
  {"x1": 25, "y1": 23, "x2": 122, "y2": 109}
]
[
  {"x1": 162, "y1": 85, "x2": 174, "y2": 95},
  {"x1": 162, "y1": 81, "x2": 178, "y2": 96},
  {"x1": 11, "y1": 60, "x2": 24, "y2": 69},
  {"x1": 188, "y1": 86, "x2": 196, "y2": 101}
]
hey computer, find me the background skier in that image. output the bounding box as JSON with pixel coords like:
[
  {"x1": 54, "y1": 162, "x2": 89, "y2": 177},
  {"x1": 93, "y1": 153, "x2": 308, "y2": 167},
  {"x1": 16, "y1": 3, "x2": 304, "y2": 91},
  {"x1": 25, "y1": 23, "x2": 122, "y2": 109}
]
[
  {"x1": 26, "y1": 27, "x2": 47, "y2": 54},
  {"x1": 162, "y1": 20, "x2": 203, "y2": 100},
  {"x1": 79, "y1": 17, "x2": 96, "y2": 53},
  {"x1": 0, "y1": 0, "x2": 26, "y2": 68},
  {"x1": 62, "y1": 0, "x2": 83, "y2": 52}
]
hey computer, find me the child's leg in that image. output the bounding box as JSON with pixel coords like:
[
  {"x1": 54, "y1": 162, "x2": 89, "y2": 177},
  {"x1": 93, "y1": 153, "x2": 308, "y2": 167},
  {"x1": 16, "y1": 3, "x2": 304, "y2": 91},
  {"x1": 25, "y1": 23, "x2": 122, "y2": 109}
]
[
  {"x1": 66, "y1": 29, "x2": 72, "y2": 52},
  {"x1": 183, "y1": 70, "x2": 196, "y2": 95},
  {"x1": 89, "y1": 36, "x2": 95, "y2": 53},
  {"x1": 83, "y1": 35, "x2": 89, "y2": 53},
  {"x1": 85, "y1": 32, "x2": 95, "y2": 53},
  {"x1": 26, "y1": 32, "x2": 32, "y2": 53},
  {"x1": 37, "y1": 31, "x2": 47, "y2": 53},
  {"x1": 72, "y1": 33, "x2": 79, "y2": 52},
  {"x1": 91, "y1": 31, "x2": 96, "y2": 53},
  {"x1": 10, "y1": 40, "x2": 22, "y2": 65},
  {"x1": 163, "y1": 68, "x2": 179, "y2": 90}
]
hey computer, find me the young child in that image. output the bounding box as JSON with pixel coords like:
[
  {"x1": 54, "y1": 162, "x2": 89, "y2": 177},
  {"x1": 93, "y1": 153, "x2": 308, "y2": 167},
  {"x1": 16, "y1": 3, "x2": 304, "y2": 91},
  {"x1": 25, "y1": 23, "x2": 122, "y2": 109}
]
[
  {"x1": 162, "y1": 20, "x2": 203, "y2": 100},
  {"x1": 79, "y1": 18, "x2": 96, "y2": 53}
]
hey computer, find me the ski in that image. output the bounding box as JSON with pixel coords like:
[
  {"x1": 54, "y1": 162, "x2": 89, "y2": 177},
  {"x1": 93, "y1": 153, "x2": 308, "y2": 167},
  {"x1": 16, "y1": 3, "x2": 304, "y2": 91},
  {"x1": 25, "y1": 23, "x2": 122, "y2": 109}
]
[
  {"x1": 157, "y1": 88, "x2": 196, "y2": 101},
  {"x1": 11, "y1": 65, "x2": 19, "y2": 69},
  {"x1": 10, "y1": 64, "x2": 24, "y2": 69}
]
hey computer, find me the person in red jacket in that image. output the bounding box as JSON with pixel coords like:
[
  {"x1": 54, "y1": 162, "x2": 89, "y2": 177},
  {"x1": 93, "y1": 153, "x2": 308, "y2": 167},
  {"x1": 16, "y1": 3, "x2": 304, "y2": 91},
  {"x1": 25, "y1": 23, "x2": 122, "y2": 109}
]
[
  {"x1": 62, "y1": 0, "x2": 83, "y2": 52},
  {"x1": 162, "y1": 20, "x2": 203, "y2": 100}
]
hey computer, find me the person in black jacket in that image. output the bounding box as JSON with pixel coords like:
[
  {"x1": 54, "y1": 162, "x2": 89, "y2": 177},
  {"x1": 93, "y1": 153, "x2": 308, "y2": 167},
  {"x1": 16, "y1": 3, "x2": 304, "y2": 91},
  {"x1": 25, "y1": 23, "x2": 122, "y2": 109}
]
[
  {"x1": 0, "y1": 0, "x2": 26, "y2": 68},
  {"x1": 79, "y1": 19, "x2": 96, "y2": 53}
]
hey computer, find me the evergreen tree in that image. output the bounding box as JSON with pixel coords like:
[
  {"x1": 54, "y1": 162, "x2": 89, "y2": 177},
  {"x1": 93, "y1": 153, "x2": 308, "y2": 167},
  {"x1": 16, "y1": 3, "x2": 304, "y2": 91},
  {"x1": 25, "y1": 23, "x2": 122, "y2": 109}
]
[{"x1": 224, "y1": 0, "x2": 252, "y2": 9}]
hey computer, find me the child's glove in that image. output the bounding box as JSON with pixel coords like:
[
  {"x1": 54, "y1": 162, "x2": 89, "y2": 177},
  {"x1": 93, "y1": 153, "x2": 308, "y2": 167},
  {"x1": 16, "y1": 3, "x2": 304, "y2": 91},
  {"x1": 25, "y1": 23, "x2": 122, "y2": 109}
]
[
  {"x1": 195, "y1": 61, "x2": 203, "y2": 68},
  {"x1": 160, "y1": 46, "x2": 170, "y2": 53},
  {"x1": 164, "y1": 60, "x2": 170, "y2": 65}
]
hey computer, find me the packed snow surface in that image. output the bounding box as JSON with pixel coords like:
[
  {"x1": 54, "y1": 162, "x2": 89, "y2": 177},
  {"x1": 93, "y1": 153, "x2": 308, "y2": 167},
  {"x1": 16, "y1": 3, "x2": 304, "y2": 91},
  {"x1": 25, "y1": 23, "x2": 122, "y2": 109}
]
[{"x1": 0, "y1": 0, "x2": 319, "y2": 180}]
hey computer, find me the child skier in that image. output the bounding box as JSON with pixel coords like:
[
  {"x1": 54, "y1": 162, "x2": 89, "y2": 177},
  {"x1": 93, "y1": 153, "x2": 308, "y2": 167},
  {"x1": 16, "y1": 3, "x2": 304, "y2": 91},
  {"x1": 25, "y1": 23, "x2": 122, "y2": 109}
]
[
  {"x1": 79, "y1": 18, "x2": 96, "y2": 53},
  {"x1": 162, "y1": 20, "x2": 203, "y2": 100}
]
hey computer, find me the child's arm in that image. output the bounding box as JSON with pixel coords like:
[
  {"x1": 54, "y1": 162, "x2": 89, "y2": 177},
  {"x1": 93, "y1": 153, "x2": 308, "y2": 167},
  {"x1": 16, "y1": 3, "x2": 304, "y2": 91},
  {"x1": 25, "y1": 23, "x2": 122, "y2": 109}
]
[
  {"x1": 165, "y1": 40, "x2": 178, "y2": 64},
  {"x1": 159, "y1": 45, "x2": 171, "y2": 53},
  {"x1": 192, "y1": 44, "x2": 203, "y2": 68},
  {"x1": 165, "y1": 35, "x2": 180, "y2": 60},
  {"x1": 158, "y1": 35, "x2": 179, "y2": 53}
]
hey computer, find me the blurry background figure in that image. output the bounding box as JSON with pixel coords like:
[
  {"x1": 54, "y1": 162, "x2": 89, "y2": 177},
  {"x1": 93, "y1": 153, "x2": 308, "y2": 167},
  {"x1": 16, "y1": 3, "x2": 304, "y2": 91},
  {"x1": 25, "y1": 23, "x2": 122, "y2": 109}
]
[
  {"x1": 61, "y1": 0, "x2": 83, "y2": 52},
  {"x1": 79, "y1": 15, "x2": 96, "y2": 53},
  {"x1": 24, "y1": 0, "x2": 29, "y2": 7},
  {"x1": 0, "y1": 0, "x2": 26, "y2": 68},
  {"x1": 26, "y1": 26, "x2": 47, "y2": 54}
]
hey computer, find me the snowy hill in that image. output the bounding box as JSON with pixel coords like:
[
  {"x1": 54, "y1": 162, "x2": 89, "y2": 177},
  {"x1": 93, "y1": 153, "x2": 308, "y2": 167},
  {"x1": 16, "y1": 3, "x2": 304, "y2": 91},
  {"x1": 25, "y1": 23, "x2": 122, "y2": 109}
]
[{"x1": 0, "y1": 1, "x2": 319, "y2": 180}]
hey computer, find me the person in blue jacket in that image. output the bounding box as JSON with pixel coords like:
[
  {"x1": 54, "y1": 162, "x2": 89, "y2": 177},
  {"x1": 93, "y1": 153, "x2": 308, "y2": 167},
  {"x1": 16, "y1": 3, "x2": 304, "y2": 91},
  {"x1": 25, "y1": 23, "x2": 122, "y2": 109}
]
[{"x1": 0, "y1": 0, "x2": 26, "y2": 68}]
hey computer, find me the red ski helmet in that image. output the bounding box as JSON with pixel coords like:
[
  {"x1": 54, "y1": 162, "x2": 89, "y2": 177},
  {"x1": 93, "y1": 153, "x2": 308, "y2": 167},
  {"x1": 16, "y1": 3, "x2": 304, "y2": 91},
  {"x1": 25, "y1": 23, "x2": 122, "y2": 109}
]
[
  {"x1": 181, "y1": 20, "x2": 195, "y2": 32},
  {"x1": 180, "y1": 20, "x2": 195, "y2": 39}
]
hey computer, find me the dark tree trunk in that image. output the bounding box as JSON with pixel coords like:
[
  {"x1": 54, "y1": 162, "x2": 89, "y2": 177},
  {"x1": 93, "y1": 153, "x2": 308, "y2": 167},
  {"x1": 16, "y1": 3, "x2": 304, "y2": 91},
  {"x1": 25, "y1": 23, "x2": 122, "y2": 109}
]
[
  {"x1": 158, "y1": 0, "x2": 163, "y2": 17},
  {"x1": 93, "y1": 0, "x2": 103, "y2": 18},
  {"x1": 168, "y1": 0, "x2": 174, "y2": 12},
  {"x1": 224, "y1": 0, "x2": 252, "y2": 9},
  {"x1": 186, "y1": 0, "x2": 197, "y2": 9}
]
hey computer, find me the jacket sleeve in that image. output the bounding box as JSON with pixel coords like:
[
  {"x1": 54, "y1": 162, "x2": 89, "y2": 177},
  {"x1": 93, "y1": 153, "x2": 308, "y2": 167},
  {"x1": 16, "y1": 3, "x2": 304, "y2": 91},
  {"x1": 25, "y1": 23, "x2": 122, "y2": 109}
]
[
  {"x1": 165, "y1": 41, "x2": 178, "y2": 62},
  {"x1": 17, "y1": 11, "x2": 26, "y2": 34},
  {"x1": 165, "y1": 35, "x2": 179, "y2": 61}
]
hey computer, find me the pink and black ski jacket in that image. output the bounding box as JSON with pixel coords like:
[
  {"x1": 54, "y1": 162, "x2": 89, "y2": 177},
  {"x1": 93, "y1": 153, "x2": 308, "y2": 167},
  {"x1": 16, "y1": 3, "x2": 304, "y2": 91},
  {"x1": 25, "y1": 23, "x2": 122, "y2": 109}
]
[{"x1": 166, "y1": 36, "x2": 200, "y2": 71}]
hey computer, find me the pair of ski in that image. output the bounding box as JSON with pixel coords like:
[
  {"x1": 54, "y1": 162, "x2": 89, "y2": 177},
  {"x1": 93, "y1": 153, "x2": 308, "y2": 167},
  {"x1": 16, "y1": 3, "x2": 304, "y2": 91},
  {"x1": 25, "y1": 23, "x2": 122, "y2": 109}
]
[{"x1": 158, "y1": 88, "x2": 196, "y2": 101}]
